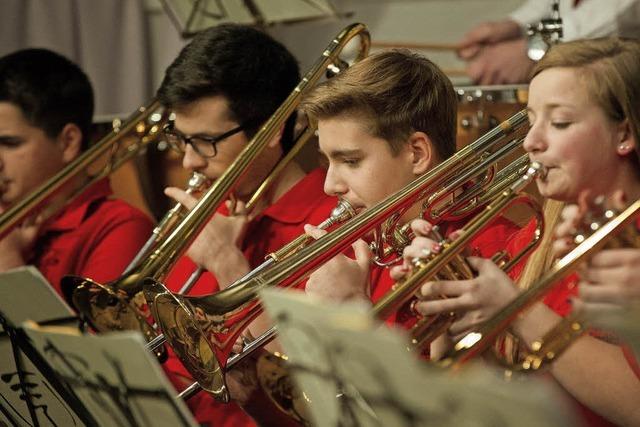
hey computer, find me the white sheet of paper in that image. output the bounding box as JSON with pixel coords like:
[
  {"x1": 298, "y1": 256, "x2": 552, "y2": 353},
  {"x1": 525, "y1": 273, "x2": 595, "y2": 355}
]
[
  {"x1": 0, "y1": 266, "x2": 74, "y2": 326},
  {"x1": 0, "y1": 266, "x2": 82, "y2": 426},
  {"x1": 260, "y1": 288, "x2": 577, "y2": 427},
  {"x1": 23, "y1": 327, "x2": 197, "y2": 427}
]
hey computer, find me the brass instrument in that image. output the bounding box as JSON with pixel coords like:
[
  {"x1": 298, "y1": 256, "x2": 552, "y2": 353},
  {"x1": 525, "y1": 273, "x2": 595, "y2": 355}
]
[
  {"x1": 370, "y1": 134, "x2": 528, "y2": 267},
  {"x1": 61, "y1": 23, "x2": 371, "y2": 352},
  {"x1": 373, "y1": 161, "x2": 544, "y2": 352},
  {"x1": 121, "y1": 171, "x2": 209, "y2": 276},
  {"x1": 440, "y1": 197, "x2": 640, "y2": 371},
  {"x1": 0, "y1": 100, "x2": 166, "y2": 240},
  {"x1": 143, "y1": 110, "x2": 530, "y2": 402},
  {"x1": 144, "y1": 198, "x2": 356, "y2": 353},
  {"x1": 63, "y1": 171, "x2": 210, "y2": 355}
]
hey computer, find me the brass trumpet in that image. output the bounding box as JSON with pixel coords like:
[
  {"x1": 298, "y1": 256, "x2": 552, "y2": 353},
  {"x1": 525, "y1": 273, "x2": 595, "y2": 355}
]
[
  {"x1": 0, "y1": 100, "x2": 166, "y2": 240},
  {"x1": 143, "y1": 110, "x2": 530, "y2": 402},
  {"x1": 439, "y1": 197, "x2": 640, "y2": 371},
  {"x1": 61, "y1": 23, "x2": 371, "y2": 352},
  {"x1": 372, "y1": 161, "x2": 544, "y2": 351}
]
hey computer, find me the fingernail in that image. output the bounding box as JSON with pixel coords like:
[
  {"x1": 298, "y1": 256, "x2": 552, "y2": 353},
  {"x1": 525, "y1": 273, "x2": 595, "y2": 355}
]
[{"x1": 431, "y1": 242, "x2": 442, "y2": 253}]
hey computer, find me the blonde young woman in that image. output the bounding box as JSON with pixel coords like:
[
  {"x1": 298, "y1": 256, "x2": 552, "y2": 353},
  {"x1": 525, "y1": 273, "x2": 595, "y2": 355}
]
[{"x1": 391, "y1": 38, "x2": 640, "y2": 426}]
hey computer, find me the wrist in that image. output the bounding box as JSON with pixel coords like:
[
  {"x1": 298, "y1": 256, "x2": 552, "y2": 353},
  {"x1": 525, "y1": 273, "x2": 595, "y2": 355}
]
[
  {"x1": 510, "y1": 302, "x2": 562, "y2": 349},
  {"x1": 209, "y1": 249, "x2": 250, "y2": 289}
]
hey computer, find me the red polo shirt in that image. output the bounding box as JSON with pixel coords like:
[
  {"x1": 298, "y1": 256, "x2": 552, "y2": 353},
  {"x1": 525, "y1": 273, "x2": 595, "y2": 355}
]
[
  {"x1": 506, "y1": 218, "x2": 640, "y2": 427},
  {"x1": 163, "y1": 168, "x2": 337, "y2": 427},
  {"x1": 506, "y1": 219, "x2": 577, "y2": 316},
  {"x1": 30, "y1": 178, "x2": 154, "y2": 296}
]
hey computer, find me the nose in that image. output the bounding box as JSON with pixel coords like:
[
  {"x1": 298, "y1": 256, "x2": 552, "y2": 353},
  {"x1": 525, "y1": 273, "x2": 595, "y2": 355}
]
[
  {"x1": 523, "y1": 121, "x2": 547, "y2": 155},
  {"x1": 182, "y1": 144, "x2": 208, "y2": 172},
  {"x1": 323, "y1": 164, "x2": 348, "y2": 197}
]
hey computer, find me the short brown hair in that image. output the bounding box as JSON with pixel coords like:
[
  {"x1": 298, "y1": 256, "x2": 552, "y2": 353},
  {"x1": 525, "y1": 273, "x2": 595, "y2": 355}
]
[{"x1": 301, "y1": 50, "x2": 456, "y2": 160}]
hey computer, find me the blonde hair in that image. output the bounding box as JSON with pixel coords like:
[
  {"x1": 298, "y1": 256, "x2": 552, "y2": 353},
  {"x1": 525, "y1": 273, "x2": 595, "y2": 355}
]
[
  {"x1": 300, "y1": 50, "x2": 457, "y2": 159},
  {"x1": 517, "y1": 199, "x2": 565, "y2": 289}
]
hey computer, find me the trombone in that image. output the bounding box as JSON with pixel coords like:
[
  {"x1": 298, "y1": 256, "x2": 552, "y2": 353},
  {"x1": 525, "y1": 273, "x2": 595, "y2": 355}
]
[
  {"x1": 0, "y1": 100, "x2": 166, "y2": 240},
  {"x1": 61, "y1": 23, "x2": 371, "y2": 351},
  {"x1": 143, "y1": 110, "x2": 531, "y2": 403},
  {"x1": 439, "y1": 197, "x2": 640, "y2": 371}
]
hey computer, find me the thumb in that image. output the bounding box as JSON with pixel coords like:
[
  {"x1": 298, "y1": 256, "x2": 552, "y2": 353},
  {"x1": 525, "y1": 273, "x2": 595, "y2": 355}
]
[
  {"x1": 304, "y1": 223, "x2": 328, "y2": 240},
  {"x1": 165, "y1": 187, "x2": 198, "y2": 210},
  {"x1": 352, "y1": 239, "x2": 373, "y2": 270}
]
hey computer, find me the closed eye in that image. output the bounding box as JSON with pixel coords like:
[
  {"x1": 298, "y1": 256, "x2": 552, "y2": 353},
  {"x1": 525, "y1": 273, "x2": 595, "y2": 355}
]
[{"x1": 0, "y1": 136, "x2": 23, "y2": 148}]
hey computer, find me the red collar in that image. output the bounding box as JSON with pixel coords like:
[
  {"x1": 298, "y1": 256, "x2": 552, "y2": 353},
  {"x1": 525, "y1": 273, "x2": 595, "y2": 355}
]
[
  {"x1": 259, "y1": 168, "x2": 329, "y2": 224},
  {"x1": 43, "y1": 178, "x2": 113, "y2": 232}
]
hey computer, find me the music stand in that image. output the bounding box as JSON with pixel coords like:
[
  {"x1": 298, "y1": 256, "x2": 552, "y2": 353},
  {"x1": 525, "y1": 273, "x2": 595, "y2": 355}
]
[{"x1": 160, "y1": 0, "x2": 340, "y2": 38}]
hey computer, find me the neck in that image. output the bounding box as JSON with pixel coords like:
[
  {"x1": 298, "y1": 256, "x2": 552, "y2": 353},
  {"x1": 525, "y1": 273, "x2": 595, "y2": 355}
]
[
  {"x1": 605, "y1": 161, "x2": 640, "y2": 205},
  {"x1": 238, "y1": 160, "x2": 306, "y2": 213},
  {"x1": 268, "y1": 161, "x2": 306, "y2": 204}
]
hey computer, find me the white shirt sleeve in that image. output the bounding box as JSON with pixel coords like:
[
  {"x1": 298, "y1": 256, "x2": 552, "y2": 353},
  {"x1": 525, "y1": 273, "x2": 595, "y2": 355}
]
[
  {"x1": 509, "y1": 0, "x2": 640, "y2": 40},
  {"x1": 509, "y1": 0, "x2": 553, "y2": 27}
]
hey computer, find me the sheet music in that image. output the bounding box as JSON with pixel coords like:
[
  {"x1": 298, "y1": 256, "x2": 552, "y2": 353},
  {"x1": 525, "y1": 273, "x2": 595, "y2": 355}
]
[
  {"x1": 0, "y1": 266, "x2": 82, "y2": 426},
  {"x1": 260, "y1": 288, "x2": 577, "y2": 427},
  {"x1": 23, "y1": 327, "x2": 197, "y2": 427},
  {"x1": 0, "y1": 266, "x2": 74, "y2": 326}
]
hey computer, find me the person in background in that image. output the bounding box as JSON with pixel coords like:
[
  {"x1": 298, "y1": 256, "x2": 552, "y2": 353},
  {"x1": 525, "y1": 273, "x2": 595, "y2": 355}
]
[
  {"x1": 457, "y1": 0, "x2": 640, "y2": 84},
  {"x1": 0, "y1": 48, "x2": 153, "y2": 295}
]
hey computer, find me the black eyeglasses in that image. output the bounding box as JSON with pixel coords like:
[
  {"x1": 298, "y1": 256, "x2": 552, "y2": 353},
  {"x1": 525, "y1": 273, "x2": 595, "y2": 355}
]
[{"x1": 162, "y1": 121, "x2": 245, "y2": 158}]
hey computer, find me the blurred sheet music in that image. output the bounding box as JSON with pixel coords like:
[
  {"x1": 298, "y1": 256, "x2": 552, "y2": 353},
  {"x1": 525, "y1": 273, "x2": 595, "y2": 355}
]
[
  {"x1": 260, "y1": 288, "x2": 578, "y2": 427},
  {"x1": 23, "y1": 327, "x2": 197, "y2": 427}
]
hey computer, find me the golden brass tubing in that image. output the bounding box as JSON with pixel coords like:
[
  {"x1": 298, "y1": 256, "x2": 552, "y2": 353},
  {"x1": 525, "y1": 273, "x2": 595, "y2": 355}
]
[{"x1": 440, "y1": 197, "x2": 640, "y2": 370}]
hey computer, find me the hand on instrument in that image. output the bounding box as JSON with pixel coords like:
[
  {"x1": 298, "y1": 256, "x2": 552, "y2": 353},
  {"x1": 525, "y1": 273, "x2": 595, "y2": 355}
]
[
  {"x1": 389, "y1": 218, "x2": 439, "y2": 281},
  {"x1": 165, "y1": 187, "x2": 251, "y2": 287},
  {"x1": 413, "y1": 257, "x2": 518, "y2": 340},
  {"x1": 304, "y1": 224, "x2": 372, "y2": 303},
  {"x1": 0, "y1": 209, "x2": 42, "y2": 271},
  {"x1": 464, "y1": 38, "x2": 534, "y2": 85},
  {"x1": 392, "y1": 219, "x2": 518, "y2": 340},
  {"x1": 457, "y1": 19, "x2": 523, "y2": 60},
  {"x1": 552, "y1": 191, "x2": 640, "y2": 312},
  {"x1": 552, "y1": 203, "x2": 582, "y2": 258}
]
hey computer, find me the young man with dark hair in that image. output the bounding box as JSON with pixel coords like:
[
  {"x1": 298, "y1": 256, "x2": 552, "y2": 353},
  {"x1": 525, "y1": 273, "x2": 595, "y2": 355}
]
[
  {"x1": 0, "y1": 48, "x2": 153, "y2": 295},
  {"x1": 156, "y1": 24, "x2": 337, "y2": 427}
]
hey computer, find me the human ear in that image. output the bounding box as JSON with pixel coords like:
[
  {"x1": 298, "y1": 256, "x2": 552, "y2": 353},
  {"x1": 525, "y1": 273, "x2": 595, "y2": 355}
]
[
  {"x1": 57, "y1": 123, "x2": 83, "y2": 163},
  {"x1": 407, "y1": 131, "x2": 435, "y2": 175},
  {"x1": 615, "y1": 119, "x2": 636, "y2": 156}
]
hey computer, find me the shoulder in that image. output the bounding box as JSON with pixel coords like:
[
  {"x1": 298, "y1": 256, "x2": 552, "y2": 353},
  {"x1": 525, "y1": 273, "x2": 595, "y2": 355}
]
[{"x1": 84, "y1": 198, "x2": 154, "y2": 237}]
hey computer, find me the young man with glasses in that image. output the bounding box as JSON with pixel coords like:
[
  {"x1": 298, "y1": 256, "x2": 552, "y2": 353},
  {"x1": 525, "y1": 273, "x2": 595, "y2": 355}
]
[
  {"x1": 0, "y1": 49, "x2": 154, "y2": 296},
  {"x1": 156, "y1": 24, "x2": 337, "y2": 427}
]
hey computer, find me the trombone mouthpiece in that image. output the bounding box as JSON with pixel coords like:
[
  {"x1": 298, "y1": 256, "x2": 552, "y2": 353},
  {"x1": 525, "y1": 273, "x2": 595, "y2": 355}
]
[
  {"x1": 331, "y1": 199, "x2": 357, "y2": 223},
  {"x1": 187, "y1": 172, "x2": 210, "y2": 191},
  {"x1": 532, "y1": 162, "x2": 548, "y2": 180}
]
